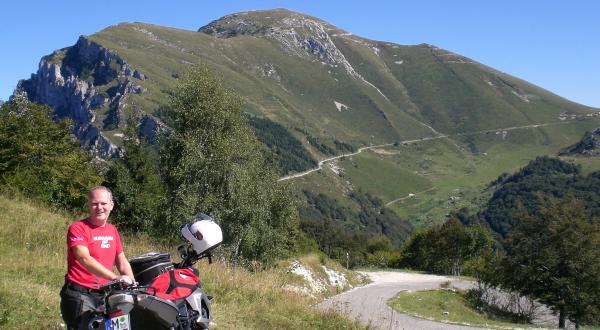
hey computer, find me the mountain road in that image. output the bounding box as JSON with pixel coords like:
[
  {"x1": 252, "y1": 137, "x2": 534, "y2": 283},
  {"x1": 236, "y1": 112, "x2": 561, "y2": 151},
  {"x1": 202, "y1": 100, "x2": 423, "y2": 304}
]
[
  {"x1": 316, "y1": 271, "x2": 489, "y2": 330},
  {"x1": 279, "y1": 120, "x2": 582, "y2": 182}
]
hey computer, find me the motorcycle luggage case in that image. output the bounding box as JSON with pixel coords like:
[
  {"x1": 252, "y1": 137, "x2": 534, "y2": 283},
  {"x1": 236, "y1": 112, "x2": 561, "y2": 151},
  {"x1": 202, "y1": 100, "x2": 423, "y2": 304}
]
[
  {"x1": 129, "y1": 252, "x2": 173, "y2": 285},
  {"x1": 130, "y1": 295, "x2": 179, "y2": 329}
]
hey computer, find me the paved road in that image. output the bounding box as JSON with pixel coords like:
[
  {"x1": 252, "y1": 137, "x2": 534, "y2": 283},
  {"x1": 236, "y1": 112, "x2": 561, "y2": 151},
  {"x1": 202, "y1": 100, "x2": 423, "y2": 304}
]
[{"x1": 316, "y1": 271, "x2": 492, "y2": 330}]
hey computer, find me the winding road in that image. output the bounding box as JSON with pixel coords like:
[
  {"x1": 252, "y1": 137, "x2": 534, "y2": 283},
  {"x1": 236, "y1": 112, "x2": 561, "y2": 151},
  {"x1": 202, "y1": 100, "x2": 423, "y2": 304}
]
[
  {"x1": 316, "y1": 271, "x2": 486, "y2": 330},
  {"x1": 301, "y1": 119, "x2": 596, "y2": 328},
  {"x1": 278, "y1": 120, "x2": 585, "y2": 182}
]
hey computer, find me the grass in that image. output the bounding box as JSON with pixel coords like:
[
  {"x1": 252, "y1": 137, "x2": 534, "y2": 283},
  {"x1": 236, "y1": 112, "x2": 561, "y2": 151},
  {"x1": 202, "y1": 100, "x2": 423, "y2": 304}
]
[
  {"x1": 340, "y1": 150, "x2": 433, "y2": 204},
  {"x1": 0, "y1": 194, "x2": 367, "y2": 329},
  {"x1": 388, "y1": 289, "x2": 541, "y2": 329}
]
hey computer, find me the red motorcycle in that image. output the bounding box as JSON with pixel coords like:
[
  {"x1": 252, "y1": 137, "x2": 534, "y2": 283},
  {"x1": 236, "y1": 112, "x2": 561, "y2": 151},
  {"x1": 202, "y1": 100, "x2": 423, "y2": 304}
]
[{"x1": 87, "y1": 213, "x2": 222, "y2": 330}]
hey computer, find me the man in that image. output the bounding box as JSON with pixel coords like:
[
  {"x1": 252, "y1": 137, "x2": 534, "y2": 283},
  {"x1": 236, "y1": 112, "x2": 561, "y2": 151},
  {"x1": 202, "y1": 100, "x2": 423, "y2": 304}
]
[{"x1": 60, "y1": 186, "x2": 135, "y2": 329}]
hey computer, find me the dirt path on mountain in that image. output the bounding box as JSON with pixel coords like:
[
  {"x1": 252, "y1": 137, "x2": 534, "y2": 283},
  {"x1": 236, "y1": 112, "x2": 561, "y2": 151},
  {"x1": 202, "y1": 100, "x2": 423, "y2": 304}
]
[
  {"x1": 316, "y1": 271, "x2": 489, "y2": 330},
  {"x1": 385, "y1": 187, "x2": 437, "y2": 206},
  {"x1": 279, "y1": 120, "x2": 578, "y2": 182}
]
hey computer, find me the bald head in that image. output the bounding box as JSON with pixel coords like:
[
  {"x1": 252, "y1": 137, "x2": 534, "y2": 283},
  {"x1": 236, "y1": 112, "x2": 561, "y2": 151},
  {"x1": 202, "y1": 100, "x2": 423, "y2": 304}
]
[
  {"x1": 88, "y1": 186, "x2": 113, "y2": 203},
  {"x1": 87, "y1": 186, "x2": 114, "y2": 226}
]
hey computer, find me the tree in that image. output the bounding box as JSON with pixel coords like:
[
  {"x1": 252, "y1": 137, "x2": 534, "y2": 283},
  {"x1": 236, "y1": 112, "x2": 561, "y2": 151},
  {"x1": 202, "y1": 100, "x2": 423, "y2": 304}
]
[
  {"x1": 400, "y1": 217, "x2": 494, "y2": 276},
  {"x1": 104, "y1": 123, "x2": 166, "y2": 234},
  {"x1": 0, "y1": 95, "x2": 101, "y2": 209},
  {"x1": 499, "y1": 195, "x2": 600, "y2": 328},
  {"x1": 475, "y1": 156, "x2": 600, "y2": 239},
  {"x1": 159, "y1": 65, "x2": 299, "y2": 264}
]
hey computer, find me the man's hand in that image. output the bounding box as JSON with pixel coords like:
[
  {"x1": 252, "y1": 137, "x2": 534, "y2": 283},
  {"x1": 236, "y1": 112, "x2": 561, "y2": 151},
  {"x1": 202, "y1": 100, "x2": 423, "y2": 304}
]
[
  {"x1": 116, "y1": 275, "x2": 133, "y2": 285},
  {"x1": 115, "y1": 252, "x2": 136, "y2": 285}
]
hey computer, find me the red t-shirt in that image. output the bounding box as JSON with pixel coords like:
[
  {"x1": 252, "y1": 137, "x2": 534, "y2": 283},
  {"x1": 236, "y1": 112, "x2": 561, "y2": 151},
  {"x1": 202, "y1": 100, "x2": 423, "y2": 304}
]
[{"x1": 65, "y1": 219, "x2": 124, "y2": 289}]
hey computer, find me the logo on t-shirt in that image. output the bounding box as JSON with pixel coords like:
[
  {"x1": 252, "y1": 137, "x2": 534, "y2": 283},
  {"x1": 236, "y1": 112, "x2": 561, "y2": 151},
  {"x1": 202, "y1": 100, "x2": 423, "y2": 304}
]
[{"x1": 94, "y1": 235, "x2": 114, "y2": 249}]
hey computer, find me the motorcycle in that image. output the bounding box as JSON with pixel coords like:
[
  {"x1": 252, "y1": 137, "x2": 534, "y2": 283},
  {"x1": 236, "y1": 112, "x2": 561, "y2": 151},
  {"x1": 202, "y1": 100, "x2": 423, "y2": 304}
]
[{"x1": 87, "y1": 213, "x2": 223, "y2": 330}]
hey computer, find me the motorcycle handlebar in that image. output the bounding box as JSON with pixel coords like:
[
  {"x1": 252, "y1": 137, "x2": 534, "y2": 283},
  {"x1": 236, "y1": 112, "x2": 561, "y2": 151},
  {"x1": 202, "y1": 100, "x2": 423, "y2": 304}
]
[{"x1": 100, "y1": 279, "x2": 136, "y2": 292}]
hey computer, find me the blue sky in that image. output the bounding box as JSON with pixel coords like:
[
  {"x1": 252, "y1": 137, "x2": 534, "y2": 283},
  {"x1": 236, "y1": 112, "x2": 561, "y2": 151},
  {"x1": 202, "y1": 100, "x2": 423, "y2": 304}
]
[{"x1": 1, "y1": 0, "x2": 598, "y2": 107}]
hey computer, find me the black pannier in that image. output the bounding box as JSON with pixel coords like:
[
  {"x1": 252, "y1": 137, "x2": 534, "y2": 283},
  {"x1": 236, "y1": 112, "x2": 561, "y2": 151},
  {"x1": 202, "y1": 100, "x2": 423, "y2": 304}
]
[
  {"x1": 129, "y1": 252, "x2": 173, "y2": 285},
  {"x1": 130, "y1": 295, "x2": 179, "y2": 329}
]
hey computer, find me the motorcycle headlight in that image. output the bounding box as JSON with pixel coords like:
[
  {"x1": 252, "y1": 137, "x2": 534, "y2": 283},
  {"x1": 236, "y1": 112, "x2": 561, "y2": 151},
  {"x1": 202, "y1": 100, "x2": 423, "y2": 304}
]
[{"x1": 108, "y1": 293, "x2": 135, "y2": 315}]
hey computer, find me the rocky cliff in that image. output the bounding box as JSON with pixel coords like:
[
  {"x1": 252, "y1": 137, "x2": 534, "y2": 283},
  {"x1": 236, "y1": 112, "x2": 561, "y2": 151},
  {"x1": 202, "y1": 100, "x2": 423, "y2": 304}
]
[
  {"x1": 200, "y1": 9, "x2": 363, "y2": 80},
  {"x1": 16, "y1": 36, "x2": 149, "y2": 157}
]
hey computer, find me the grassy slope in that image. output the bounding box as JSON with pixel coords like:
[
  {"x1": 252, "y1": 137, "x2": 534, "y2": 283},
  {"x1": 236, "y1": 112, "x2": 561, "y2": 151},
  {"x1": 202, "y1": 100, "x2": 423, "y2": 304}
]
[
  {"x1": 84, "y1": 14, "x2": 598, "y2": 149},
  {"x1": 0, "y1": 195, "x2": 366, "y2": 329},
  {"x1": 88, "y1": 22, "x2": 431, "y2": 148},
  {"x1": 294, "y1": 118, "x2": 600, "y2": 227}
]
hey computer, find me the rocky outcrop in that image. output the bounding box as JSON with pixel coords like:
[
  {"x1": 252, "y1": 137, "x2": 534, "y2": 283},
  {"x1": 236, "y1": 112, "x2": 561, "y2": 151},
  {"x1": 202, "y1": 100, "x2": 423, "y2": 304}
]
[
  {"x1": 78, "y1": 126, "x2": 121, "y2": 158},
  {"x1": 16, "y1": 36, "x2": 147, "y2": 158},
  {"x1": 559, "y1": 128, "x2": 600, "y2": 156},
  {"x1": 200, "y1": 10, "x2": 362, "y2": 79},
  {"x1": 199, "y1": 10, "x2": 395, "y2": 104},
  {"x1": 18, "y1": 61, "x2": 100, "y2": 123},
  {"x1": 139, "y1": 115, "x2": 168, "y2": 144}
]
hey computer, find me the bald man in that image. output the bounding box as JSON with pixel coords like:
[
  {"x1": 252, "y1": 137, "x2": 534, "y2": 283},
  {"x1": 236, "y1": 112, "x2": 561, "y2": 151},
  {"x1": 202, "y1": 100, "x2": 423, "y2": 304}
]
[{"x1": 60, "y1": 186, "x2": 135, "y2": 329}]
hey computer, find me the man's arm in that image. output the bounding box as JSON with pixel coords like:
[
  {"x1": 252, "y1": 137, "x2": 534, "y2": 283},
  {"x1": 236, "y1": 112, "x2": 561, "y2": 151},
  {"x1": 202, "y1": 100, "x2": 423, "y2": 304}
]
[
  {"x1": 72, "y1": 245, "x2": 131, "y2": 283},
  {"x1": 115, "y1": 252, "x2": 135, "y2": 283}
]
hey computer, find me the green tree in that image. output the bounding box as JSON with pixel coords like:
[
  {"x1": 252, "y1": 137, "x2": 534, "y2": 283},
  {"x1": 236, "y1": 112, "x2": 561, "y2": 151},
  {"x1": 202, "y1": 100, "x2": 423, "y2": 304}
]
[
  {"x1": 159, "y1": 65, "x2": 299, "y2": 264},
  {"x1": 0, "y1": 95, "x2": 101, "y2": 209},
  {"x1": 104, "y1": 123, "x2": 166, "y2": 233},
  {"x1": 499, "y1": 196, "x2": 600, "y2": 328},
  {"x1": 400, "y1": 217, "x2": 494, "y2": 276},
  {"x1": 365, "y1": 236, "x2": 400, "y2": 268}
]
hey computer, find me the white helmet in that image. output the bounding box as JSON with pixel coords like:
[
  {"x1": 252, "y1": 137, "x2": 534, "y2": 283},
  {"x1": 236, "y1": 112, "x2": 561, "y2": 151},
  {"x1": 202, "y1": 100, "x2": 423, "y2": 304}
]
[{"x1": 181, "y1": 213, "x2": 223, "y2": 255}]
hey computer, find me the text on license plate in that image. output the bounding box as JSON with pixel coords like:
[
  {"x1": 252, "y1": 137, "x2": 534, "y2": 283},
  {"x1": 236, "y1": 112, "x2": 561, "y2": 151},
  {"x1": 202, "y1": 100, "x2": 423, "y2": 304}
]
[{"x1": 106, "y1": 314, "x2": 130, "y2": 330}]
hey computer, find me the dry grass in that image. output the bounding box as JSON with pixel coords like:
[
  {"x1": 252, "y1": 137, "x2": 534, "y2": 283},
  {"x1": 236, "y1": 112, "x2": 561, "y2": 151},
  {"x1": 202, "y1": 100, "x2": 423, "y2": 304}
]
[{"x1": 0, "y1": 194, "x2": 365, "y2": 329}]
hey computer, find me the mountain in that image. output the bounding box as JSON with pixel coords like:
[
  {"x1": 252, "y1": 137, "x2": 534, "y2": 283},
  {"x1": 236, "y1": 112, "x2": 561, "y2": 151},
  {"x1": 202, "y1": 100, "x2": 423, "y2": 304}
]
[
  {"x1": 13, "y1": 9, "x2": 600, "y2": 238},
  {"x1": 16, "y1": 9, "x2": 597, "y2": 157}
]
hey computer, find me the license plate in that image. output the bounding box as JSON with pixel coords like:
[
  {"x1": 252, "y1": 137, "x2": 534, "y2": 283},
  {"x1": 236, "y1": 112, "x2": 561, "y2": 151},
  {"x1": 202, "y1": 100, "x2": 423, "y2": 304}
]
[{"x1": 105, "y1": 314, "x2": 130, "y2": 330}]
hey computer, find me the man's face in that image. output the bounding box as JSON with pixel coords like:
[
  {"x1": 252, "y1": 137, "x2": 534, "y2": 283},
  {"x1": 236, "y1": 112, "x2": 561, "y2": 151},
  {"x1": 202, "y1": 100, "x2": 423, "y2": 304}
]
[{"x1": 88, "y1": 189, "x2": 114, "y2": 224}]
